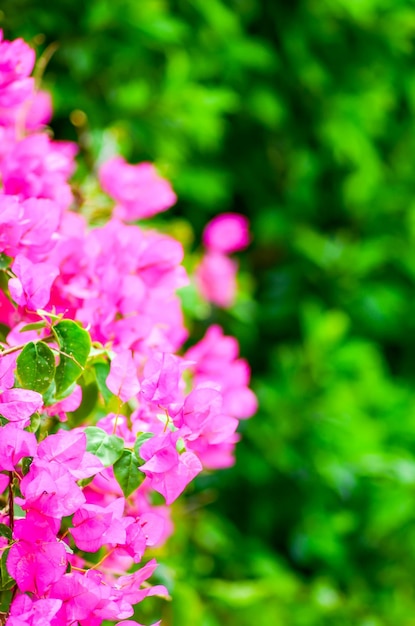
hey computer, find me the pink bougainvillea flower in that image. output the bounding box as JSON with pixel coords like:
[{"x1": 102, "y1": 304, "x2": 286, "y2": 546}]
[
  {"x1": 99, "y1": 156, "x2": 177, "y2": 220},
  {"x1": 1, "y1": 134, "x2": 77, "y2": 209},
  {"x1": 135, "y1": 233, "x2": 186, "y2": 289},
  {"x1": 113, "y1": 558, "x2": 169, "y2": 609},
  {"x1": 0, "y1": 422, "x2": 37, "y2": 471},
  {"x1": 202, "y1": 212, "x2": 250, "y2": 253},
  {"x1": 20, "y1": 459, "x2": 86, "y2": 518},
  {"x1": 106, "y1": 350, "x2": 140, "y2": 402},
  {"x1": 139, "y1": 511, "x2": 168, "y2": 547},
  {"x1": 181, "y1": 387, "x2": 223, "y2": 431},
  {"x1": 0, "y1": 388, "x2": 42, "y2": 426},
  {"x1": 185, "y1": 324, "x2": 258, "y2": 419},
  {"x1": 0, "y1": 194, "x2": 25, "y2": 256},
  {"x1": 24, "y1": 89, "x2": 53, "y2": 130},
  {"x1": 185, "y1": 324, "x2": 239, "y2": 366},
  {"x1": 195, "y1": 251, "x2": 237, "y2": 308},
  {"x1": 116, "y1": 517, "x2": 147, "y2": 563},
  {"x1": 19, "y1": 197, "x2": 61, "y2": 261},
  {"x1": 139, "y1": 431, "x2": 202, "y2": 504},
  {"x1": 9, "y1": 254, "x2": 59, "y2": 311},
  {"x1": 140, "y1": 352, "x2": 188, "y2": 406},
  {"x1": 48, "y1": 571, "x2": 105, "y2": 623},
  {"x1": 8, "y1": 515, "x2": 68, "y2": 595},
  {"x1": 0, "y1": 352, "x2": 17, "y2": 391},
  {"x1": 0, "y1": 31, "x2": 35, "y2": 110},
  {"x1": 71, "y1": 499, "x2": 126, "y2": 552},
  {"x1": 37, "y1": 429, "x2": 103, "y2": 480},
  {"x1": 7, "y1": 595, "x2": 62, "y2": 626}
]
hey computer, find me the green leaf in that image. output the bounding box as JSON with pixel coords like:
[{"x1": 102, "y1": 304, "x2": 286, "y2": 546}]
[
  {"x1": 68, "y1": 379, "x2": 98, "y2": 424},
  {"x1": 0, "y1": 524, "x2": 11, "y2": 540},
  {"x1": 0, "y1": 588, "x2": 13, "y2": 612},
  {"x1": 113, "y1": 449, "x2": 144, "y2": 497},
  {"x1": 19, "y1": 321, "x2": 48, "y2": 332},
  {"x1": 42, "y1": 380, "x2": 57, "y2": 406},
  {"x1": 21, "y1": 457, "x2": 33, "y2": 476},
  {"x1": 0, "y1": 323, "x2": 9, "y2": 343},
  {"x1": 0, "y1": 549, "x2": 14, "y2": 591},
  {"x1": 0, "y1": 253, "x2": 12, "y2": 269},
  {"x1": 16, "y1": 341, "x2": 56, "y2": 393},
  {"x1": 28, "y1": 412, "x2": 41, "y2": 433},
  {"x1": 85, "y1": 426, "x2": 124, "y2": 467},
  {"x1": 93, "y1": 361, "x2": 113, "y2": 404},
  {"x1": 53, "y1": 320, "x2": 91, "y2": 398},
  {"x1": 134, "y1": 432, "x2": 153, "y2": 460}
]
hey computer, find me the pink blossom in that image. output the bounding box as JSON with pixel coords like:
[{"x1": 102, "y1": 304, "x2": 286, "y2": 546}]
[
  {"x1": 185, "y1": 324, "x2": 239, "y2": 366},
  {"x1": 7, "y1": 595, "x2": 62, "y2": 626},
  {"x1": 0, "y1": 352, "x2": 17, "y2": 391},
  {"x1": 140, "y1": 352, "x2": 187, "y2": 406},
  {"x1": 1, "y1": 134, "x2": 77, "y2": 209},
  {"x1": 196, "y1": 251, "x2": 237, "y2": 308},
  {"x1": 106, "y1": 350, "x2": 140, "y2": 402},
  {"x1": 19, "y1": 197, "x2": 61, "y2": 261},
  {"x1": 48, "y1": 571, "x2": 105, "y2": 623},
  {"x1": 0, "y1": 388, "x2": 43, "y2": 426},
  {"x1": 185, "y1": 325, "x2": 258, "y2": 419},
  {"x1": 0, "y1": 422, "x2": 37, "y2": 470},
  {"x1": 99, "y1": 156, "x2": 176, "y2": 220},
  {"x1": 8, "y1": 517, "x2": 67, "y2": 595},
  {"x1": 114, "y1": 517, "x2": 147, "y2": 563},
  {"x1": 37, "y1": 429, "x2": 103, "y2": 479},
  {"x1": 0, "y1": 31, "x2": 35, "y2": 110},
  {"x1": 203, "y1": 212, "x2": 250, "y2": 253},
  {"x1": 139, "y1": 511, "x2": 168, "y2": 546},
  {"x1": 9, "y1": 254, "x2": 59, "y2": 310},
  {"x1": 113, "y1": 558, "x2": 169, "y2": 607},
  {"x1": 136, "y1": 234, "x2": 186, "y2": 289},
  {"x1": 20, "y1": 459, "x2": 86, "y2": 518},
  {"x1": 71, "y1": 499, "x2": 126, "y2": 552},
  {"x1": 25, "y1": 89, "x2": 53, "y2": 130},
  {"x1": 139, "y1": 432, "x2": 202, "y2": 504},
  {"x1": 0, "y1": 195, "x2": 25, "y2": 256}
]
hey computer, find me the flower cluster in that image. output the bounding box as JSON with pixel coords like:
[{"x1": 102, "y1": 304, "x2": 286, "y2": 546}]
[
  {"x1": 0, "y1": 32, "x2": 256, "y2": 625},
  {"x1": 196, "y1": 213, "x2": 250, "y2": 307}
]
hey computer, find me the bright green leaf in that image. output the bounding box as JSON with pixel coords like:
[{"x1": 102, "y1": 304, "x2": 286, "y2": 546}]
[
  {"x1": 16, "y1": 341, "x2": 56, "y2": 393},
  {"x1": 134, "y1": 432, "x2": 153, "y2": 460},
  {"x1": 85, "y1": 426, "x2": 124, "y2": 467},
  {"x1": 19, "y1": 321, "x2": 48, "y2": 332},
  {"x1": 0, "y1": 549, "x2": 15, "y2": 591},
  {"x1": 0, "y1": 524, "x2": 11, "y2": 540},
  {"x1": 113, "y1": 449, "x2": 144, "y2": 497},
  {"x1": 69, "y1": 379, "x2": 98, "y2": 424},
  {"x1": 53, "y1": 320, "x2": 91, "y2": 398},
  {"x1": 93, "y1": 361, "x2": 113, "y2": 404},
  {"x1": 27, "y1": 413, "x2": 41, "y2": 433},
  {"x1": 0, "y1": 254, "x2": 12, "y2": 269}
]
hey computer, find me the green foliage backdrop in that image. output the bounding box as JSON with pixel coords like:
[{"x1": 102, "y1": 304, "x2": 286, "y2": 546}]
[{"x1": 4, "y1": 0, "x2": 415, "y2": 623}]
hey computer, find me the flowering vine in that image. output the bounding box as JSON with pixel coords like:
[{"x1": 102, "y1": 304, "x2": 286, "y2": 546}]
[{"x1": 0, "y1": 31, "x2": 257, "y2": 626}]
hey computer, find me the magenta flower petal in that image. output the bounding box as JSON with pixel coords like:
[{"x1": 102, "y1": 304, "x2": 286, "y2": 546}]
[
  {"x1": 202, "y1": 213, "x2": 250, "y2": 253},
  {"x1": 106, "y1": 350, "x2": 140, "y2": 402}
]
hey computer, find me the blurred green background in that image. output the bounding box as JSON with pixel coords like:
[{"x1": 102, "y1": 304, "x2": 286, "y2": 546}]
[{"x1": 4, "y1": 0, "x2": 415, "y2": 624}]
